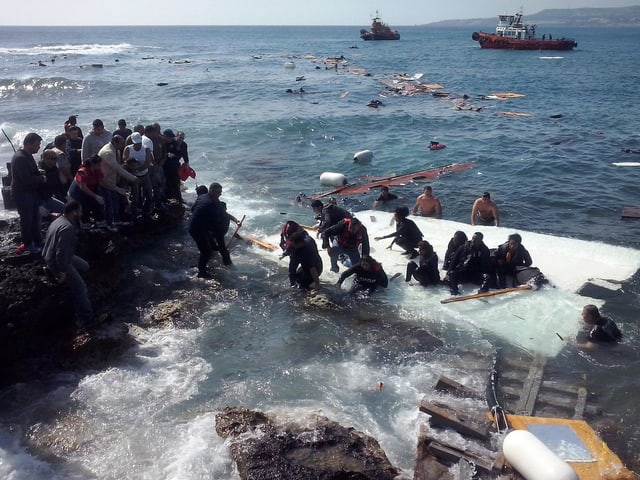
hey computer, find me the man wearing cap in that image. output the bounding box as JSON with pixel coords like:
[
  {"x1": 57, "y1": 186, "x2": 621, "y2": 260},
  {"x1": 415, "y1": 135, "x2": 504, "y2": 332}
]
[
  {"x1": 161, "y1": 128, "x2": 182, "y2": 203},
  {"x1": 471, "y1": 192, "x2": 500, "y2": 226},
  {"x1": 81, "y1": 119, "x2": 111, "y2": 162},
  {"x1": 123, "y1": 132, "x2": 153, "y2": 218}
]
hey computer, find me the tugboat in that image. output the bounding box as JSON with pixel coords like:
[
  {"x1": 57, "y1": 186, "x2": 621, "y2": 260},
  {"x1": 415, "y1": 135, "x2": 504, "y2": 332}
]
[
  {"x1": 360, "y1": 11, "x2": 400, "y2": 41},
  {"x1": 472, "y1": 12, "x2": 577, "y2": 50}
]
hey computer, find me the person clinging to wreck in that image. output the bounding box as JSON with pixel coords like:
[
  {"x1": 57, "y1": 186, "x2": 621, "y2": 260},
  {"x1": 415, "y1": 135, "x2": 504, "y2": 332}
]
[
  {"x1": 447, "y1": 232, "x2": 492, "y2": 296},
  {"x1": 575, "y1": 304, "x2": 622, "y2": 350},
  {"x1": 372, "y1": 185, "x2": 398, "y2": 209},
  {"x1": 336, "y1": 255, "x2": 388, "y2": 296},
  {"x1": 405, "y1": 240, "x2": 440, "y2": 286},
  {"x1": 321, "y1": 216, "x2": 370, "y2": 274},
  {"x1": 494, "y1": 233, "x2": 532, "y2": 288},
  {"x1": 287, "y1": 230, "x2": 322, "y2": 290},
  {"x1": 471, "y1": 191, "x2": 499, "y2": 226},
  {"x1": 412, "y1": 185, "x2": 442, "y2": 218},
  {"x1": 374, "y1": 206, "x2": 423, "y2": 258}
]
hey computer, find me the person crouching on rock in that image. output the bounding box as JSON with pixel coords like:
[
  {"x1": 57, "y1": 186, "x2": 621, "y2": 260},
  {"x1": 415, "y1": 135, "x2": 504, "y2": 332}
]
[
  {"x1": 336, "y1": 256, "x2": 388, "y2": 296},
  {"x1": 42, "y1": 200, "x2": 97, "y2": 329}
]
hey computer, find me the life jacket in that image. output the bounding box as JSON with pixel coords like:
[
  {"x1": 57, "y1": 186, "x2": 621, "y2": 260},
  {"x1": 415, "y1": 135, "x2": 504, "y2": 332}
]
[{"x1": 337, "y1": 218, "x2": 363, "y2": 249}]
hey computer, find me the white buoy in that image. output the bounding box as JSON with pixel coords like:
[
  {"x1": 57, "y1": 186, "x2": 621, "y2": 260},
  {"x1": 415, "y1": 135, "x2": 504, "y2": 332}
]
[
  {"x1": 319, "y1": 172, "x2": 347, "y2": 187},
  {"x1": 502, "y1": 430, "x2": 579, "y2": 480},
  {"x1": 353, "y1": 150, "x2": 374, "y2": 163},
  {"x1": 284, "y1": 61, "x2": 295, "y2": 69}
]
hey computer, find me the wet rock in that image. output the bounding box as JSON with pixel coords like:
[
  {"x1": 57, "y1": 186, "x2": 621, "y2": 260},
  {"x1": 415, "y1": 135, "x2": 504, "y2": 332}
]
[
  {"x1": 0, "y1": 204, "x2": 186, "y2": 386},
  {"x1": 215, "y1": 406, "x2": 401, "y2": 480}
]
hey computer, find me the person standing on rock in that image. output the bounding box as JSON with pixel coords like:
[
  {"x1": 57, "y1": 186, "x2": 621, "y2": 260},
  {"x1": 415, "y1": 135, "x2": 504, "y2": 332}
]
[
  {"x1": 10, "y1": 132, "x2": 47, "y2": 254},
  {"x1": 189, "y1": 182, "x2": 240, "y2": 277},
  {"x1": 42, "y1": 200, "x2": 96, "y2": 329}
]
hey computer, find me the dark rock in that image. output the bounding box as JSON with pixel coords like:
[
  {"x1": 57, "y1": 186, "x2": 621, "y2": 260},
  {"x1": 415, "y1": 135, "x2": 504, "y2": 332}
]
[
  {"x1": 0, "y1": 204, "x2": 186, "y2": 387},
  {"x1": 215, "y1": 406, "x2": 401, "y2": 480}
]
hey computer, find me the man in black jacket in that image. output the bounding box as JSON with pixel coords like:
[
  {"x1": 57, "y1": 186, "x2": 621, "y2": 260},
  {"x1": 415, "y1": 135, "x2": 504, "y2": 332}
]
[
  {"x1": 321, "y1": 217, "x2": 370, "y2": 273},
  {"x1": 447, "y1": 232, "x2": 492, "y2": 296},
  {"x1": 189, "y1": 182, "x2": 240, "y2": 277}
]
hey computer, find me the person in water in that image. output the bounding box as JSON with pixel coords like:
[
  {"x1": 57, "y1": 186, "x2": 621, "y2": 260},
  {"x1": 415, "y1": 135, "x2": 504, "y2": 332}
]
[
  {"x1": 471, "y1": 192, "x2": 500, "y2": 226},
  {"x1": 412, "y1": 185, "x2": 442, "y2": 218},
  {"x1": 405, "y1": 240, "x2": 440, "y2": 286},
  {"x1": 575, "y1": 304, "x2": 622, "y2": 350},
  {"x1": 372, "y1": 185, "x2": 398, "y2": 209},
  {"x1": 336, "y1": 255, "x2": 388, "y2": 295}
]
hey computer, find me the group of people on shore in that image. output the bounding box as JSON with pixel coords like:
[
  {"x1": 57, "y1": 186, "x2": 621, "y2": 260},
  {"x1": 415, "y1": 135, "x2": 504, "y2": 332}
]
[
  {"x1": 10, "y1": 117, "x2": 190, "y2": 253},
  {"x1": 9, "y1": 118, "x2": 190, "y2": 329}
]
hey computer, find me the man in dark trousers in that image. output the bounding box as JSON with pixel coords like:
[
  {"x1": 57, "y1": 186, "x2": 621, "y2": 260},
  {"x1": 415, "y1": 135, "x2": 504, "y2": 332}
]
[
  {"x1": 494, "y1": 233, "x2": 533, "y2": 288},
  {"x1": 321, "y1": 217, "x2": 370, "y2": 274},
  {"x1": 287, "y1": 230, "x2": 323, "y2": 290},
  {"x1": 374, "y1": 206, "x2": 423, "y2": 258},
  {"x1": 189, "y1": 182, "x2": 240, "y2": 277},
  {"x1": 11, "y1": 132, "x2": 47, "y2": 254},
  {"x1": 447, "y1": 232, "x2": 492, "y2": 296},
  {"x1": 311, "y1": 199, "x2": 352, "y2": 249},
  {"x1": 42, "y1": 200, "x2": 96, "y2": 329}
]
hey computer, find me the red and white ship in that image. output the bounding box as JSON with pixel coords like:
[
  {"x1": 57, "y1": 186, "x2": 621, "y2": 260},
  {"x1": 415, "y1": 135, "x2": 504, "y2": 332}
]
[{"x1": 472, "y1": 12, "x2": 577, "y2": 51}]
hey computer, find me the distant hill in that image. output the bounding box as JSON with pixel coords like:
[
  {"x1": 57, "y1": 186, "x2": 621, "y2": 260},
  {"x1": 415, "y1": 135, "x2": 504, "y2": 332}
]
[{"x1": 427, "y1": 5, "x2": 640, "y2": 28}]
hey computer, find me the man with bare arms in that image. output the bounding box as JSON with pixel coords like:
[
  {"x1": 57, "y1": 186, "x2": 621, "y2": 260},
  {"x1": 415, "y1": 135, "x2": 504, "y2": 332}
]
[{"x1": 411, "y1": 185, "x2": 442, "y2": 218}]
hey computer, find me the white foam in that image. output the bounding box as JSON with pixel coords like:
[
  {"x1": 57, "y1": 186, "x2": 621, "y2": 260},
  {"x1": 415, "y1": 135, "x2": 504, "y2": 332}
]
[{"x1": 258, "y1": 211, "x2": 640, "y2": 357}]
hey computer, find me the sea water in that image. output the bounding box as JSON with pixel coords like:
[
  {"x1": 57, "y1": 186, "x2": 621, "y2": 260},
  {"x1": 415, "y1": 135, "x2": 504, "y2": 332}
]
[{"x1": 1, "y1": 25, "x2": 640, "y2": 478}]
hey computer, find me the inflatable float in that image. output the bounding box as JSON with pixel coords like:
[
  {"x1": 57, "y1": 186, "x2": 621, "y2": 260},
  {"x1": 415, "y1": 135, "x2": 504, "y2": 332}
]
[
  {"x1": 319, "y1": 172, "x2": 348, "y2": 187},
  {"x1": 353, "y1": 150, "x2": 374, "y2": 164}
]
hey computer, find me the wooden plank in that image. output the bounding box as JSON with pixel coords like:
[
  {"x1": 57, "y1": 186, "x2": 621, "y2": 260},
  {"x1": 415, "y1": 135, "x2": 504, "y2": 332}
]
[
  {"x1": 419, "y1": 401, "x2": 489, "y2": 440},
  {"x1": 434, "y1": 376, "x2": 483, "y2": 400},
  {"x1": 573, "y1": 387, "x2": 588, "y2": 419},
  {"x1": 515, "y1": 357, "x2": 546, "y2": 415},
  {"x1": 426, "y1": 440, "x2": 499, "y2": 474},
  {"x1": 246, "y1": 236, "x2": 279, "y2": 251},
  {"x1": 622, "y1": 206, "x2": 640, "y2": 218},
  {"x1": 440, "y1": 285, "x2": 532, "y2": 304}
]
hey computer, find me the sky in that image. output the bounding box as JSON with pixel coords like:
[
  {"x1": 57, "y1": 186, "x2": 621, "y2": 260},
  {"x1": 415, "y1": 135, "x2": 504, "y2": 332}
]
[{"x1": 2, "y1": 0, "x2": 637, "y2": 26}]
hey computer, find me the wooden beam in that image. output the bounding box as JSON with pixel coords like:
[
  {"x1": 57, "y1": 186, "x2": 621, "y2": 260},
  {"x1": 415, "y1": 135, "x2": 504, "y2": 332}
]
[
  {"x1": 440, "y1": 285, "x2": 532, "y2": 304},
  {"x1": 515, "y1": 356, "x2": 546, "y2": 415},
  {"x1": 434, "y1": 376, "x2": 483, "y2": 400},
  {"x1": 419, "y1": 401, "x2": 489, "y2": 440}
]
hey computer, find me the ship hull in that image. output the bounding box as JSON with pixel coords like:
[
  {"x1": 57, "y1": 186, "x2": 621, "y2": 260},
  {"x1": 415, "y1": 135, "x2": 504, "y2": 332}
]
[{"x1": 472, "y1": 32, "x2": 577, "y2": 51}]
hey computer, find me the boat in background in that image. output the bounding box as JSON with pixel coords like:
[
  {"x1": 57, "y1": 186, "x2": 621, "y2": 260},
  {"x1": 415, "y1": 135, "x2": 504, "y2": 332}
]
[
  {"x1": 472, "y1": 12, "x2": 577, "y2": 50},
  {"x1": 360, "y1": 11, "x2": 400, "y2": 41}
]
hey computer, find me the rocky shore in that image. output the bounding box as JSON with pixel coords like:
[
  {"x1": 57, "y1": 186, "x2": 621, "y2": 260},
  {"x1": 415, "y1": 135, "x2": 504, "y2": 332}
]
[{"x1": 0, "y1": 204, "x2": 186, "y2": 387}]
